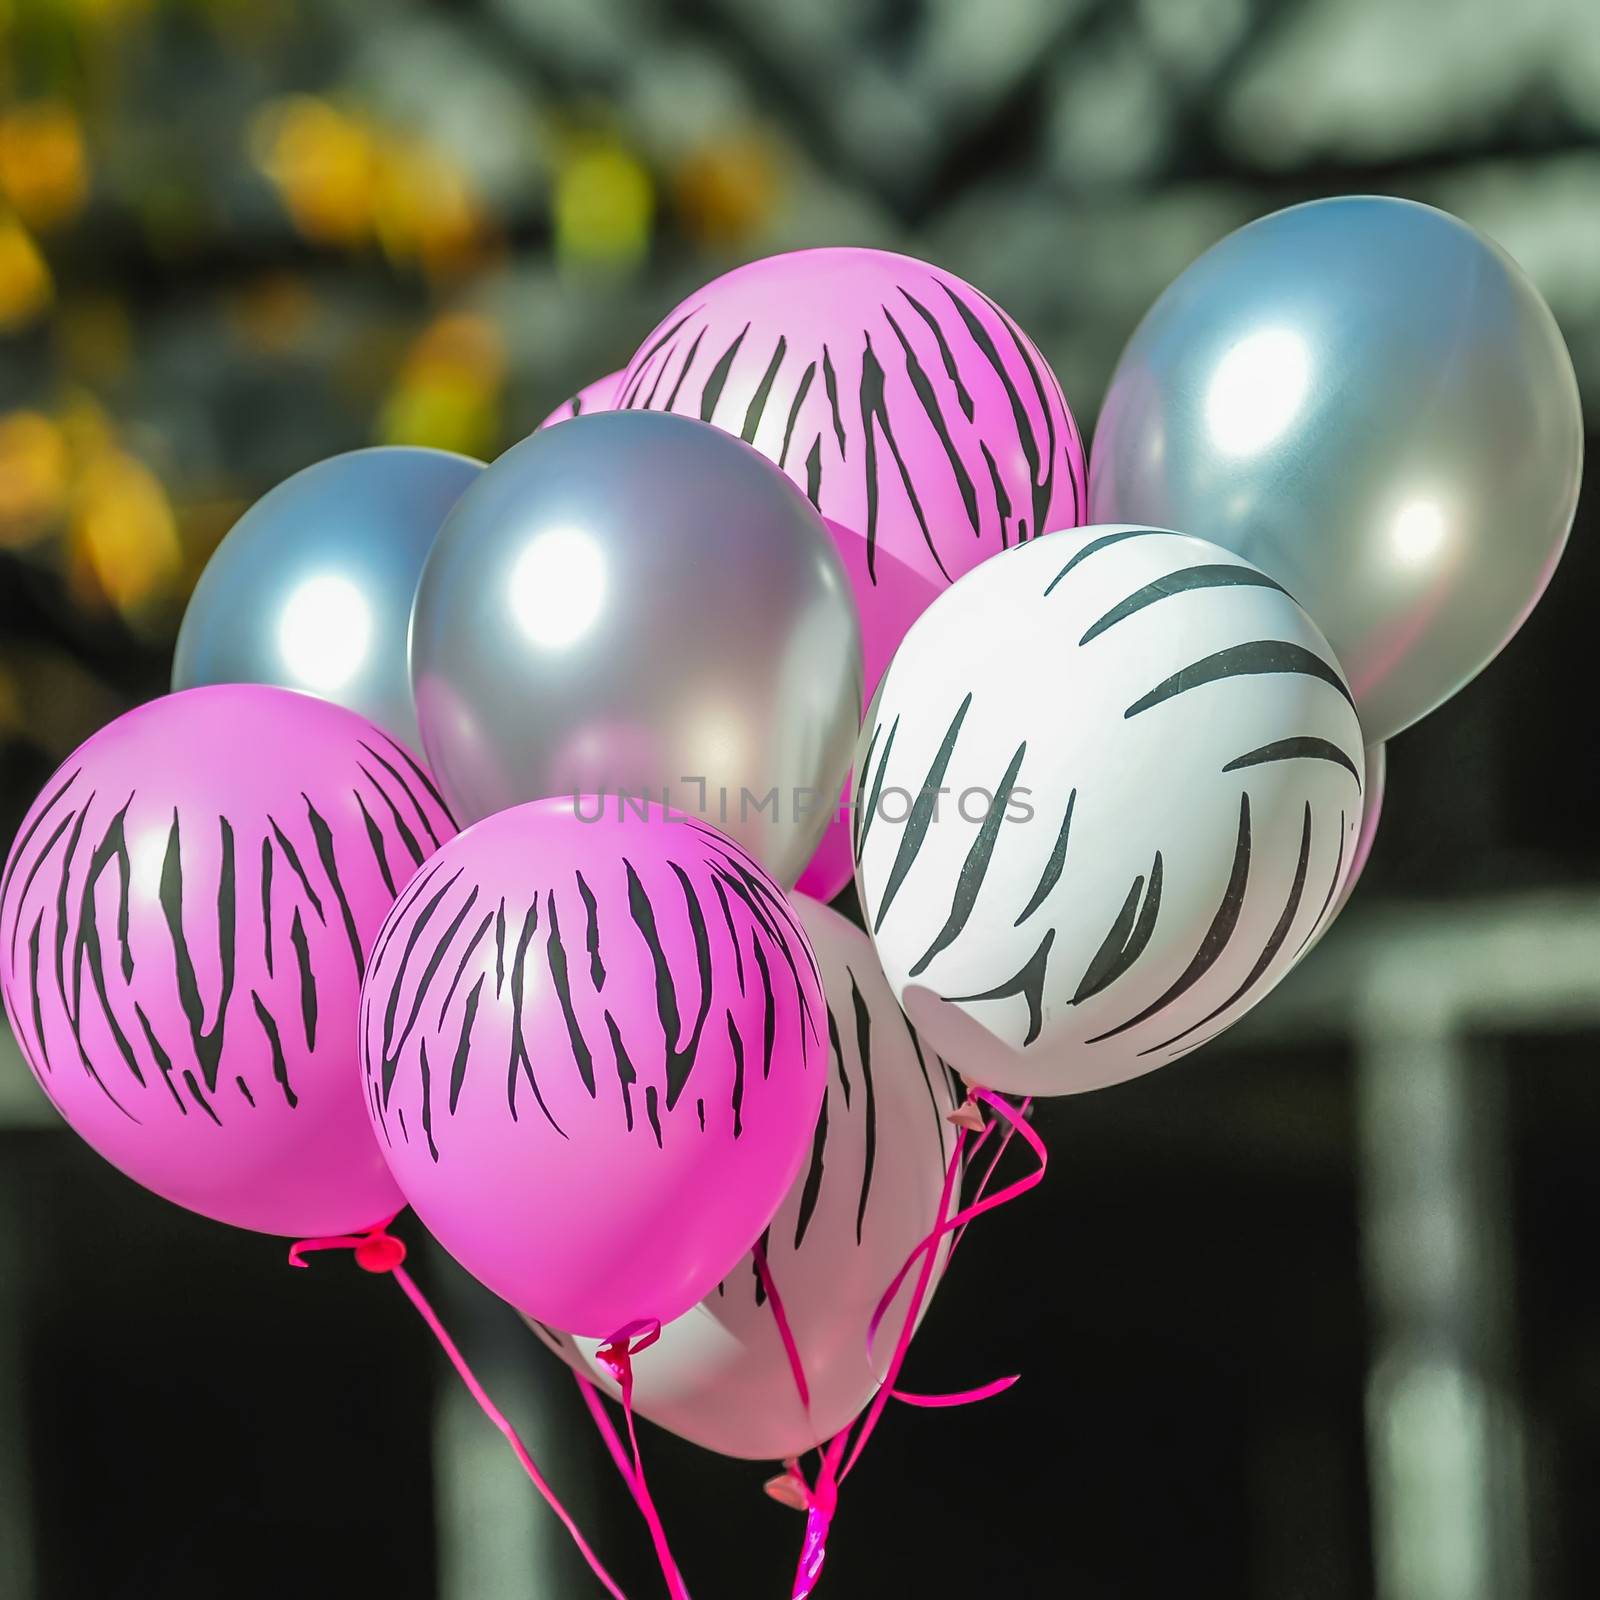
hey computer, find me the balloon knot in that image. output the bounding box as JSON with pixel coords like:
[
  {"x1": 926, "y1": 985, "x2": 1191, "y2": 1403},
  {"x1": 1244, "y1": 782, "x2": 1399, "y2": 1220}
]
[
  {"x1": 596, "y1": 1317, "x2": 662, "y2": 1384},
  {"x1": 764, "y1": 1473, "x2": 810, "y2": 1512},
  {"x1": 946, "y1": 1100, "x2": 984, "y2": 1132},
  {"x1": 354, "y1": 1231, "x2": 407, "y2": 1273},
  {"x1": 286, "y1": 1215, "x2": 405, "y2": 1273}
]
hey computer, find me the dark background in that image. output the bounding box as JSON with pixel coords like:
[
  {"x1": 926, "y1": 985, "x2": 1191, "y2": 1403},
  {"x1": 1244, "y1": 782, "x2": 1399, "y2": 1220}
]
[{"x1": 2, "y1": 3, "x2": 1597, "y2": 1597}]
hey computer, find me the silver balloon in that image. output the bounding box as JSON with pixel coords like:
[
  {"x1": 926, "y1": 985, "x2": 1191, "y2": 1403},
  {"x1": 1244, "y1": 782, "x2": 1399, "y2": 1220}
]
[
  {"x1": 1090, "y1": 196, "x2": 1583, "y2": 741},
  {"x1": 174, "y1": 447, "x2": 482, "y2": 752},
  {"x1": 410, "y1": 410, "x2": 863, "y2": 884}
]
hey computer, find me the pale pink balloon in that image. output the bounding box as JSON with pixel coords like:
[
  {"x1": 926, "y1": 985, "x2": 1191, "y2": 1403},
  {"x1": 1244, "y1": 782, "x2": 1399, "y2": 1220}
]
[
  {"x1": 795, "y1": 520, "x2": 942, "y2": 902},
  {"x1": 536, "y1": 369, "x2": 624, "y2": 430},
  {"x1": 360, "y1": 797, "x2": 828, "y2": 1338},
  {"x1": 616, "y1": 247, "x2": 1088, "y2": 593},
  {"x1": 0, "y1": 686, "x2": 455, "y2": 1235},
  {"x1": 530, "y1": 896, "x2": 961, "y2": 1460}
]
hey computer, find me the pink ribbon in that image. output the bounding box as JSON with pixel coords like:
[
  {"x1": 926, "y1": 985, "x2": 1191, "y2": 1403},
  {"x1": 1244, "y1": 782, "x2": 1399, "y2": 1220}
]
[
  {"x1": 593, "y1": 1321, "x2": 693, "y2": 1600},
  {"x1": 752, "y1": 1240, "x2": 811, "y2": 1412},
  {"x1": 888, "y1": 1373, "x2": 1020, "y2": 1407},
  {"x1": 886, "y1": 1093, "x2": 1033, "y2": 1407},
  {"x1": 290, "y1": 1220, "x2": 631, "y2": 1600},
  {"x1": 762, "y1": 1087, "x2": 1048, "y2": 1594},
  {"x1": 293, "y1": 1091, "x2": 1043, "y2": 1600}
]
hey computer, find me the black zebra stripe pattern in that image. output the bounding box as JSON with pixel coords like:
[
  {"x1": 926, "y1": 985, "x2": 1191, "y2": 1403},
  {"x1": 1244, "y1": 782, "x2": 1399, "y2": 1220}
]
[
  {"x1": 853, "y1": 526, "x2": 1366, "y2": 1096},
  {"x1": 361, "y1": 813, "x2": 826, "y2": 1161},
  {"x1": 521, "y1": 894, "x2": 962, "y2": 1462},
  {"x1": 615, "y1": 247, "x2": 1087, "y2": 591},
  {"x1": 0, "y1": 686, "x2": 454, "y2": 1232},
  {"x1": 358, "y1": 801, "x2": 832, "y2": 1337}
]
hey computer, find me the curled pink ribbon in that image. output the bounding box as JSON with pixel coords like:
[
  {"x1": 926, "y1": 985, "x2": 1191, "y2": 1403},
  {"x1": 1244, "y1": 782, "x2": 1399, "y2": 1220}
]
[{"x1": 762, "y1": 1087, "x2": 1048, "y2": 1594}]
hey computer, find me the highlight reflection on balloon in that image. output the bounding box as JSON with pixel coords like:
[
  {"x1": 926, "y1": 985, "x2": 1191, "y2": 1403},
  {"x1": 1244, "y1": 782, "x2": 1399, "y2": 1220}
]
[
  {"x1": 275, "y1": 574, "x2": 373, "y2": 692},
  {"x1": 410, "y1": 410, "x2": 863, "y2": 884},
  {"x1": 173, "y1": 447, "x2": 483, "y2": 752},
  {"x1": 506, "y1": 526, "x2": 609, "y2": 652},
  {"x1": 1090, "y1": 196, "x2": 1583, "y2": 741}
]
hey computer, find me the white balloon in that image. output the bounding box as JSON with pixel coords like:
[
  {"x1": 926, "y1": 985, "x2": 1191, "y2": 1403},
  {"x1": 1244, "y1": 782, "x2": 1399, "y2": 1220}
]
[
  {"x1": 853, "y1": 525, "x2": 1366, "y2": 1096},
  {"x1": 1293, "y1": 742, "x2": 1385, "y2": 965},
  {"x1": 527, "y1": 895, "x2": 961, "y2": 1460}
]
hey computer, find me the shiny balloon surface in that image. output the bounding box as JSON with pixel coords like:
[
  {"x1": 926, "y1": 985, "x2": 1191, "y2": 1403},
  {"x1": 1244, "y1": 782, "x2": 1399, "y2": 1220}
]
[
  {"x1": 174, "y1": 447, "x2": 481, "y2": 752},
  {"x1": 1090, "y1": 197, "x2": 1583, "y2": 740},
  {"x1": 411, "y1": 411, "x2": 862, "y2": 885}
]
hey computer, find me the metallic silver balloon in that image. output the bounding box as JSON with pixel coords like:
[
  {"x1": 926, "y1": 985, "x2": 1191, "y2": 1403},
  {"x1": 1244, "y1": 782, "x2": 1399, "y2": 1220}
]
[
  {"x1": 410, "y1": 410, "x2": 863, "y2": 884},
  {"x1": 1090, "y1": 196, "x2": 1583, "y2": 741},
  {"x1": 174, "y1": 447, "x2": 482, "y2": 752}
]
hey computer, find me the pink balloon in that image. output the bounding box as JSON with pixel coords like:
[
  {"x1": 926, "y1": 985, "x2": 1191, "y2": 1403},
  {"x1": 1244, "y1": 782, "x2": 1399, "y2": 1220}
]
[
  {"x1": 530, "y1": 896, "x2": 961, "y2": 1459},
  {"x1": 616, "y1": 247, "x2": 1088, "y2": 593},
  {"x1": 0, "y1": 685, "x2": 454, "y2": 1235},
  {"x1": 360, "y1": 796, "x2": 828, "y2": 1338},
  {"x1": 536, "y1": 369, "x2": 624, "y2": 430},
  {"x1": 796, "y1": 520, "x2": 943, "y2": 901}
]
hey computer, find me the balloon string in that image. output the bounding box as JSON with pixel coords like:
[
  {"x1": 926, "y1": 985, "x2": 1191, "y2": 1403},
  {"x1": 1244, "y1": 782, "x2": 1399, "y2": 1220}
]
[
  {"x1": 949, "y1": 1096, "x2": 1032, "y2": 1260},
  {"x1": 574, "y1": 1368, "x2": 642, "y2": 1488},
  {"x1": 595, "y1": 1321, "x2": 694, "y2": 1600},
  {"x1": 764, "y1": 1089, "x2": 1045, "y2": 1594},
  {"x1": 888, "y1": 1373, "x2": 1020, "y2": 1408},
  {"x1": 838, "y1": 1110, "x2": 971, "y2": 1482},
  {"x1": 752, "y1": 1240, "x2": 811, "y2": 1412},
  {"x1": 846, "y1": 1088, "x2": 1046, "y2": 1479},
  {"x1": 887, "y1": 1091, "x2": 1034, "y2": 1407},
  {"x1": 572, "y1": 1371, "x2": 698, "y2": 1600},
  {"x1": 768, "y1": 1116, "x2": 970, "y2": 1599},
  {"x1": 288, "y1": 1222, "x2": 630, "y2": 1600},
  {"x1": 748, "y1": 1247, "x2": 832, "y2": 1597}
]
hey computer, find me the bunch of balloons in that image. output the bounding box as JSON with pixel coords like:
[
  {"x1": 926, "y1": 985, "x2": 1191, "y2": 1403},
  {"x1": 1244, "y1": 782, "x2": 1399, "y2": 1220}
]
[{"x1": 0, "y1": 198, "x2": 1581, "y2": 1596}]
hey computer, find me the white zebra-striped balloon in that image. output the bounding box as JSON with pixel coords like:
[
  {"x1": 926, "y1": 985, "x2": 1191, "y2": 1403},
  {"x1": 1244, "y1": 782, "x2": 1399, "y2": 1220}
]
[
  {"x1": 526, "y1": 895, "x2": 961, "y2": 1461},
  {"x1": 854, "y1": 526, "x2": 1366, "y2": 1096}
]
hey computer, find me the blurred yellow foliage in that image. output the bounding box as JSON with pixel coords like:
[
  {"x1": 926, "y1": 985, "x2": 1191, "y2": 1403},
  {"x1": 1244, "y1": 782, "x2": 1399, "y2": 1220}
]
[
  {"x1": 673, "y1": 132, "x2": 781, "y2": 247},
  {"x1": 0, "y1": 411, "x2": 71, "y2": 547},
  {"x1": 554, "y1": 139, "x2": 654, "y2": 270},
  {"x1": 0, "y1": 393, "x2": 191, "y2": 623},
  {"x1": 70, "y1": 447, "x2": 183, "y2": 617},
  {"x1": 0, "y1": 215, "x2": 53, "y2": 330},
  {"x1": 251, "y1": 95, "x2": 494, "y2": 279},
  {"x1": 55, "y1": 392, "x2": 118, "y2": 461},
  {"x1": 0, "y1": 102, "x2": 90, "y2": 232},
  {"x1": 251, "y1": 95, "x2": 377, "y2": 249},
  {"x1": 377, "y1": 312, "x2": 505, "y2": 458},
  {"x1": 374, "y1": 136, "x2": 495, "y2": 279}
]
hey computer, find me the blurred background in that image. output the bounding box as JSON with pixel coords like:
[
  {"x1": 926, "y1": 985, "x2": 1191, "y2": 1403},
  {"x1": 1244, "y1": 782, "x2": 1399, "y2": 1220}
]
[{"x1": 1, "y1": 1, "x2": 1597, "y2": 1596}]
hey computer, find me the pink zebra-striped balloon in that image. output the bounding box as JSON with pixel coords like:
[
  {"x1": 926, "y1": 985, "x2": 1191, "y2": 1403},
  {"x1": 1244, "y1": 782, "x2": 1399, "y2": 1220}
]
[
  {"x1": 535, "y1": 368, "x2": 624, "y2": 431},
  {"x1": 0, "y1": 685, "x2": 455, "y2": 1235},
  {"x1": 616, "y1": 247, "x2": 1088, "y2": 593},
  {"x1": 530, "y1": 895, "x2": 962, "y2": 1460},
  {"x1": 360, "y1": 796, "x2": 827, "y2": 1338}
]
